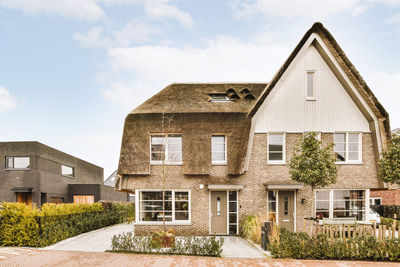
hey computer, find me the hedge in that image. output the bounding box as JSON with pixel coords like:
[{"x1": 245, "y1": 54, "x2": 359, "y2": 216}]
[
  {"x1": 371, "y1": 205, "x2": 400, "y2": 218},
  {"x1": 268, "y1": 228, "x2": 400, "y2": 261},
  {"x1": 111, "y1": 232, "x2": 224, "y2": 257},
  {"x1": 0, "y1": 202, "x2": 135, "y2": 247},
  {"x1": 381, "y1": 217, "x2": 400, "y2": 228}
]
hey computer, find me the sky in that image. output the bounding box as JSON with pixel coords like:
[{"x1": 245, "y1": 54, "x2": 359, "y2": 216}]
[{"x1": 0, "y1": 0, "x2": 400, "y2": 178}]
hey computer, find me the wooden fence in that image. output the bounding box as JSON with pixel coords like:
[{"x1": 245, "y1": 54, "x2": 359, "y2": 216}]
[{"x1": 303, "y1": 217, "x2": 399, "y2": 242}]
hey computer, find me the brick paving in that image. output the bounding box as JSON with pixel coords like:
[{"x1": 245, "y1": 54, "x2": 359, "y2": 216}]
[{"x1": 1, "y1": 249, "x2": 400, "y2": 267}]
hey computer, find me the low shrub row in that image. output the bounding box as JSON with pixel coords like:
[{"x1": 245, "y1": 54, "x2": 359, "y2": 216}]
[
  {"x1": 111, "y1": 232, "x2": 224, "y2": 257},
  {"x1": 269, "y1": 228, "x2": 400, "y2": 261},
  {"x1": 0, "y1": 202, "x2": 135, "y2": 247},
  {"x1": 381, "y1": 217, "x2": 400, "y2": 228}
]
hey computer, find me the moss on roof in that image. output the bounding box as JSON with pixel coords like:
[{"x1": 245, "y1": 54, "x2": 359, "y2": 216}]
[{"x1": 131, "y1": 83, "x2": 267, "y2": 114}]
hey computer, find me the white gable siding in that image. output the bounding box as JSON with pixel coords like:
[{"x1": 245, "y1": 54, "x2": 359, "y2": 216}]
[{"x1": 254, "y1": 44, "x2": 370, "y2": 133}]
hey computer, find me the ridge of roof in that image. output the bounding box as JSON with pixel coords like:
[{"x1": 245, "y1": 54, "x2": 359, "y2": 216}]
[{"x1": 248, "y1": 22, "x2": 390, "y2": 140}]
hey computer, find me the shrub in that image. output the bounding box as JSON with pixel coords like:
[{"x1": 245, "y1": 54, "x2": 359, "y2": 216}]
[
  {"x1": 381, "y1": 217, "x2": 400, "y2": 228},
  {"x1": 268, "y1": 227, "x2": 400, "y2": 261},
  {"x1": 240, "y1": 214, "x2": 263, "y2": 244},
  {"x1": 111, "y1": 232, "x2": 224, "y2": 257},
  {"x1": 0, "y1": 203, "x2": 40, "y2": 247}
]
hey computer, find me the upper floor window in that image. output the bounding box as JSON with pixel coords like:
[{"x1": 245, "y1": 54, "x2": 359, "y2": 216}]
[
  {"x1": 306, "y1": 71, "x2": 315, "y2": 99},
  {"x1": 268, "y1": 133, "x2": 285, "y2": 164},
  {"x1": 212, "y1": 135, "x2": 226, "y2": 164},
  {"x1": 209, "y1": 94, "x2": 230, "y2": 102},
  {"x1": 334, "y1": 132, "x2": 361, "y2": 163},
  {"x1": 62, "y1": 165, "x2": 75, "y2": 177},
  {"x1": 151, "y1": 134, "x2": 182, "y2": 164},
  {"x1": 5, "y1": 156, "x2": 30, "y2": 170}
]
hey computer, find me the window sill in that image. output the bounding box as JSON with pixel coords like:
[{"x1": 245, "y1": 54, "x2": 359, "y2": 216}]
[
  {"x1": 4, "y1": 168, "x2": 30, "y2": 171},
  {"x1": 150, "y1": 162, "x2": 183, "y2": 166},
  {"x1": 62, "y1": 175, "x2": 75, "y2": 179},
  {"x1": 212, "y1": 162, "x2": 227, "y2": 166},
  {"x1": 135, "y1": 221, "x2": 191, "y2": 226},
  {"x1": 335, "y1": 162, "x2": 363, "y2": 165},
  {"x1": 267, "y1": 161, "x2": 286, "y2": 165}
]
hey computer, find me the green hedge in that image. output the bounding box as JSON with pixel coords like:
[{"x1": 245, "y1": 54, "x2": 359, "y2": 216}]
[
  {"x1": 372, "y1": 205, "x2": 400, "y2": 218},
  {"x1": 0, "y1": 202, "x2": 135, "y2": 247},
  {"x1": 268, "y1": 228, "x2": 400, "y2": 261},
  {"x1": 381, "y1": 217, "x2": 400, "y2": 228},
  {"x1": 111, "y1": 232, "x2": 224, "y2": 257}
]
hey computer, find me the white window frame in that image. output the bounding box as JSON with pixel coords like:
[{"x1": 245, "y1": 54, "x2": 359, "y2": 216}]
[
  {"x1": 314, "y1": 189, "x2": 369, "y2": 222},
  {"x1": 210, "y1": 94, "x2": 230, "y2": 102},
  {"x1": 5, "y1": 156, "x2": 30, "y2": 170},
  {"x1": 306, "y1": 71, "x2": 316, "y2": 100},
  {"x1": 267, "y1": 190, "x2": 278, "y2": 224},
  {"x1": 334, "y1": 132, "x2": 362, "y2": 164},
  {"x1": 212, "y1": 135, "x2": 227, "y2": 165},
  {"x1": 150, "y1": 134, "x2": 183, "y2": 165},
  {"x1": 267, "y1": 132, "x2": 286, "y2": 164},
  {"x1": 61, "y1": 164, "x2": 75, "y2": 178},
  {"x1": 135, "y1": 189, "x2": 191, "y2": 225},
  {"x1": 370, "y1": 197, "x2": 382, "y2": 206}
]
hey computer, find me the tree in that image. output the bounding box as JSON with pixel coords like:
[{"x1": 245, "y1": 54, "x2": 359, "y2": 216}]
[
  {"x1": 379, "y1": 134, "x2": 400, "y2": 184},
  {"x1": 289, "y1": 133, "x2": 338, "y2": 189}
]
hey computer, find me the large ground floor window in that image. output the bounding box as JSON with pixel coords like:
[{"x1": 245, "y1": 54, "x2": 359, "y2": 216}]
[
  {"x1": 315, "y1": 189, "x2": 368, "y2": 221},
  {"x1": 138, "y1": 190, "x2": 190, "y2": 223}
]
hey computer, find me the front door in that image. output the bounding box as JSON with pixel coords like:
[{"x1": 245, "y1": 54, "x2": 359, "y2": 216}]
[
  {"x1": 211, "y1": 191, "x2": 227, "y2": 234},
  {"x1": 278, "y1": 191, "x2": 294, "y2": 231},
  {"x1": 16, "y1": 192, "x2": 32, "y2": 205}
]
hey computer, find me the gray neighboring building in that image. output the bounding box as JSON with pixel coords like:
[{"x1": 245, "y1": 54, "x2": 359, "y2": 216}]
[
  {"x1": 0, "y1": 141, "x2": 126, "y2": 206},
  {"x1": 104, "y1": 170, "x2": 134, "y2": 202}
]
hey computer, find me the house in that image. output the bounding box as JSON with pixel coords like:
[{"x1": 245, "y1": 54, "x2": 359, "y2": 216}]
[
  {"x1": 116, "y1": 22, "x2": 390, "y2": 235},
  {"x1": 0, "y1": 141, "x2": 127, "y2": 206},
  {"x1": 104, "y1": 170, "x2": 134, "y2": 202},
  {"x1": 370, "y1": 129, "x2": 400, "y2": 205}
]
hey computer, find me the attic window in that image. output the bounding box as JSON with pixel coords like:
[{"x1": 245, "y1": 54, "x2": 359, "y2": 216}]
[
  {"x1": 210, "y1": 94, "x2": 230, "y2": 102},
  {"x1": 229, "y1": 93, "x2": 240, "y2": 100},
  {"x1": 226, "y1": 88, "x2": 236, "y2": 95},
  {"x1": 240, "y1": 88, "x2": 250, "y2": 95}
]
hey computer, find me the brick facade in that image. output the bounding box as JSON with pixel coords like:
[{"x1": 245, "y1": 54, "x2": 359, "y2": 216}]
[
  {"x1": 124, "y1": 132, "x2": 379, "y2": 235},
  {"x1": 371, "y1": 189, "x2": 400, "y2": 205}
]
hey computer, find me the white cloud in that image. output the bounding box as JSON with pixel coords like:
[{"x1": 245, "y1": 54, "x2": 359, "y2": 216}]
[
  {"x1": 232, "y1": 0, "x2": 363, "y2": 19},
  {"x1": 367, "y1": 71, "x2": 400, "y2": 129},
  {"x1": 100, "y1": 35, "x2": 288, "y2": 109},
  {"x1": 144, "y1": 0, "x2": 194, "y2": 28},
  {"x1": 0, "y1": 0, "x2": 105, "y2": 21},
  {"x1": 0, "y1": 86, "x2": 17, "y2": 112},
  {"x1": 73, "y1": 27, "x2": 112, "y2": 48}
]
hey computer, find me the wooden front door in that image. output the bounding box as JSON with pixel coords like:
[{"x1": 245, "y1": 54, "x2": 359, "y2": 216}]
[
  {"x1": 16, "y1": 192, "x2": 32, "y2": 205},
  {"x1": 211, "y1": 191, "x2": 227, "y2": 234},
  {"x1": 278, "y1": 191, "x2": 295, "y2": 231}
]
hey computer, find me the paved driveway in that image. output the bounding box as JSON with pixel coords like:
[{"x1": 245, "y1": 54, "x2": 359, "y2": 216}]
[
  {"x1": 2, "y1": 249, "x2": 400, "y2": 267},
  {"x1": 43, "y1": 223, "x2": 134, "y2": 252},
  {"x1": 221, "y1": 236, "x2": 267, "y2": 258}
]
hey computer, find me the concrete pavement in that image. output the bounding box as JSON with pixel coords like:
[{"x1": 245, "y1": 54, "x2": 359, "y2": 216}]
[
  {"x1": 221, "y1": 236, "x2": 267, "y2": 258},
  {"x1": 43, "y1": 223, "x2": 134, "y2": 252}
]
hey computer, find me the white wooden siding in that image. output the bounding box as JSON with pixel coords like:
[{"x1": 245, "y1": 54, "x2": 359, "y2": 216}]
[{"x1": 254, "y1": 44, "x2": 370, "y2": 133}]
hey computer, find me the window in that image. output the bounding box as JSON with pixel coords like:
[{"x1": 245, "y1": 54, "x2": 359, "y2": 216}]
[
  {"x1": 315, "y1": 189, "x2": 367, "y2": 221},
  {"x1": 306, "y1": 72, "x2": 315, "y2": 99},
  {"x1": 267, "y1": 190, "x2": 277, "y2": 223},
  {"x1": 229, "y1": 191, "x2": 238, "y2": 235},
  {"x1": 5, "y1": 157, "x2": 30, "y2": 169},
  {"x1": 50, "y1": 197, "x2": 64, "y2": 204},
  {"x1": 268, "y1": 133, "x2": 285, "y2": 164},
  {"x1": 370, "y1": 197, "x2": 382, "y2": 206},
  {"x1": 138, "y1": 190, "x2": 190, "y2": 223},
  {"x1": 150, "y1": 134, "x2": 182, "y2": 164},
  {"x1": 62, "y1": 165, "x2": 74, "y2": 177},
  {"x1": 212, "y1": 135, "x2": 226, "y2": 164},
  {"x1": 209, "y1": 94, "x2": 230, "y2": 102},
  {"x1": 334, "y1": 133, "x2": 361, "y2": 163},
  {"x1": 73, "y1": 195, "x2": 94, "y2": 204}
]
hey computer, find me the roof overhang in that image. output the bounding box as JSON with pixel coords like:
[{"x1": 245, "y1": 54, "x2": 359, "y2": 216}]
[
  {"x1": 264, "y1": 184, "x2": 303, "y2": 190},
  {"x1": 207, "y1": 184, "x2": 244, "y2": 190},
  {"x1": 11, "y1": 187, "x2": 33, "y2": 193}
]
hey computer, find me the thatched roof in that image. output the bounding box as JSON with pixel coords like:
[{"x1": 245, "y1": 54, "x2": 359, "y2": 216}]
[
  {"x1": 131, "y1": 83, "x2": 267, "y2": 114},
  {"x1": 249, "y1": 22, "x2": 391, "y2": 141}
]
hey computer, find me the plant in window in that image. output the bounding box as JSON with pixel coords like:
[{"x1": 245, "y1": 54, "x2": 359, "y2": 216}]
[
  {"x1": 379, "y1": 134, "x2": 400, "y2": 184},
  {"x1": 289, "y1": 132, "x2": 337, "y2": 189}
]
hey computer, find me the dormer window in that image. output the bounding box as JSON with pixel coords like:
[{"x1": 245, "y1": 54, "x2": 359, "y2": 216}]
[{"x1": 209, "y1": 94, "x2": 230, "y2": 102}]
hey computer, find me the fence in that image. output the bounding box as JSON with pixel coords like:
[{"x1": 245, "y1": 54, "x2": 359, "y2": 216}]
[{"x1": 303, "y1": 216, "x2": 399, "y2": 242}]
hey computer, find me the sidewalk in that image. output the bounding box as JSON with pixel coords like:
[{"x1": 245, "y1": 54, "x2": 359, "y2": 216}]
[{"x1": 43, "y1": 223, "x2": 134, "y2": 252}]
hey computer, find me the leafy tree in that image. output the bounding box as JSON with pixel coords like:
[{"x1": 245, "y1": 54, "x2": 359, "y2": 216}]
[
  {"x1": 289, "y1": 133, "x2": 338, "y2": 189},
  {"x1": 379, "y1": 134, "x2": 400, "y2": 184}
]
